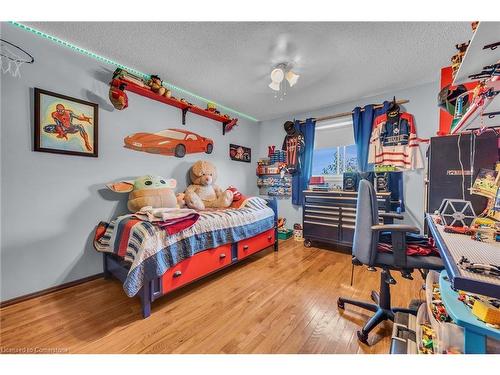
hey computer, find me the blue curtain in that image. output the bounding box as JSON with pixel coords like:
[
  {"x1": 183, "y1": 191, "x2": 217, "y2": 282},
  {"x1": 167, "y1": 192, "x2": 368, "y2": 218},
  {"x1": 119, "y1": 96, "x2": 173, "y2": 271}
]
[
  {"x1": 292, "y1": 118, "x2": 316, "y2": 205},
  {"x1": 352, "y1": 101, "x2": 390, "y2": 172},
  {"x1": 352, "y1": 101, "x2": 405, "y2": 212}
]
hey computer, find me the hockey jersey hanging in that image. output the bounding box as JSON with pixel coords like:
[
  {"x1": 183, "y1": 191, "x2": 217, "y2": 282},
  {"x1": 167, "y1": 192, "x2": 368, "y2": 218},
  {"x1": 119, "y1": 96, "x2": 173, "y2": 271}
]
[
  {"x1": 368, "y1": 111, "x2": 424, "y2": 171},
  {"x1": 282, "y1": 120, "x2": 305, "y2": 175}
]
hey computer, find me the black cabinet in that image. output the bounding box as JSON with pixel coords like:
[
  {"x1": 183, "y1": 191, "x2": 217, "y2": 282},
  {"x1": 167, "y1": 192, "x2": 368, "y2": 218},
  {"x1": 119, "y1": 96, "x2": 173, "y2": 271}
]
[{"x1": 302, "y1": 190, "x2": 391, "y2": 250}]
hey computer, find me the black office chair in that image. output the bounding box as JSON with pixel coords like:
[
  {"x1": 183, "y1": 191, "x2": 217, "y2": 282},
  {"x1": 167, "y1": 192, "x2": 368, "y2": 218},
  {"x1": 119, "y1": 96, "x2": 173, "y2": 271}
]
[{"x1": 337, "y1": 179, "x2": 443, "y2": 344}]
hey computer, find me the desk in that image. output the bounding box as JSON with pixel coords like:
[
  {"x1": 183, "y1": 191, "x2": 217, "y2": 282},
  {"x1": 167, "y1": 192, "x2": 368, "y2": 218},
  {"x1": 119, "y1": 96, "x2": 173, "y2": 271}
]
[{"x1": 426, "y1": 214, "x2": 500, "y2": 299}]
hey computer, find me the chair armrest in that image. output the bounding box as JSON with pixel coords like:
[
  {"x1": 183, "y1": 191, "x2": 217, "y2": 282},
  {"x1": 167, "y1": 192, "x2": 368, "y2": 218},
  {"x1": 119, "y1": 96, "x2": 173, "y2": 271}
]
[
  {"x1": 371, "y1": 224, "x2": 420, "y2": 233},
  {"x1": 371, "y1": 224, "x2": 419, "y2": 269},
  {"x1": 378, "y1": 212, "x2": 404, "y2": 221}
]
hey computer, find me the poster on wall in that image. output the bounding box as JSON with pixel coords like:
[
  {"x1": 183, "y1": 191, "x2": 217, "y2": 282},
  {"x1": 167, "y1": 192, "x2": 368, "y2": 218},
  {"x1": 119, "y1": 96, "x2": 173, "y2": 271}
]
[
  {"x1": 124, "y1": 128, "x2": 214, "y2": 158},
  {"x1": 34, "y1": 88, "x2": 98, "y2": 157},
  {"x1": 229, "y1": 144, "x2": 251, "y2": 163}
]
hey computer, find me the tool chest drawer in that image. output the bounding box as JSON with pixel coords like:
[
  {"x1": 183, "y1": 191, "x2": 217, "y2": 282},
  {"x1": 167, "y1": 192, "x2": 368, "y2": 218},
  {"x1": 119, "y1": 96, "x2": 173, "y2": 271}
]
[
  {"x1": 162, "y1": 244, "x2": 232, "y2": 293},
  {"x1": 302, "y1": 190, "x2": 391, "y2": 249},
  {"x1": 237, "y1": 228, "x2": 275, "y2": 259}
]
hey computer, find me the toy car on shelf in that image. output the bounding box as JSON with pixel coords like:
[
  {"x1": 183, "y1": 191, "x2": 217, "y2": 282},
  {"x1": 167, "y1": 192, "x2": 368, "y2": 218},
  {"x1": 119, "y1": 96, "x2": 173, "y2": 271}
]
[{"x1": 124, "y1": 128, "x2": 213, "y2": 158}]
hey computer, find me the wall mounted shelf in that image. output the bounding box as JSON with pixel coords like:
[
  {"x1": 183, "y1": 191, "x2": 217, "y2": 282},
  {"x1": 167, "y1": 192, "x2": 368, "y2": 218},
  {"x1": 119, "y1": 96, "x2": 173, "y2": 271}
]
[
  {"x1": 453, "y1": 22, "x2": 500, "y2": 86},
  {"x1": 110, "y1": 78, "x2": 238, "y2": 135}
]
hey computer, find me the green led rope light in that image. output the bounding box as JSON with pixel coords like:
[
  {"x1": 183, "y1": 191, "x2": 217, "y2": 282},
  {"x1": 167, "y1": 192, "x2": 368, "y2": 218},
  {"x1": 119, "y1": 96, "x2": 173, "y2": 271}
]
[{"x1": 8, "y1": 21, "x2": 259, "y2": 122}]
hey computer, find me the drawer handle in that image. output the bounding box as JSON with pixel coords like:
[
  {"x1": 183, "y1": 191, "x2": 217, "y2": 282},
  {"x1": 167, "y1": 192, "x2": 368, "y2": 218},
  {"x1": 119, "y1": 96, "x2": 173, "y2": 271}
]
[
  {"x1": 243, "y1": 245, "x2": 249, "y2": 250},
  {"x1": 219, "y1": 253, "x2": 226, "y2": 259},
  {"x1": 267, "y1": 236, "x2": 272, "y2": 241},
  {"x1": 173, "y1": 270, "x2": 182, "y2": 278}
]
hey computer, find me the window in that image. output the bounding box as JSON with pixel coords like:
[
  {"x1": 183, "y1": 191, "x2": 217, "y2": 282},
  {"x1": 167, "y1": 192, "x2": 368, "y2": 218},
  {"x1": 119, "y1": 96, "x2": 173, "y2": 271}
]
[
  {"x1": 186, "y1": 134, "x2": 198, "y2": 141},
  {"x1": 312, "y1": 144, "x2": 358, "y2": 176},
  {"x1": 312, "y1": 118, "x2": 358, "y2": 178}
]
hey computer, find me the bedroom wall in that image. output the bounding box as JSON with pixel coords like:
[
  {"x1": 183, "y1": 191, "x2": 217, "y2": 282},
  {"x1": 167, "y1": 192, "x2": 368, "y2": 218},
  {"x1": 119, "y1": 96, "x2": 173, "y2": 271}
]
[
  {"x1": 0, "y1": 23, "x2": 261, "y2": 302},
  {"x1": 257, "y1": 81, "x2": 440, "y2": 231}
]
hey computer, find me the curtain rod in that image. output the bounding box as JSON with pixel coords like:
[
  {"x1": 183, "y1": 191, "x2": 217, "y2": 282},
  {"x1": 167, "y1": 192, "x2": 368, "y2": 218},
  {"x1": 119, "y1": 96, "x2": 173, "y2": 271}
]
[{"x1": 299, "y1": 99, "x2": 410, "y2": 124}]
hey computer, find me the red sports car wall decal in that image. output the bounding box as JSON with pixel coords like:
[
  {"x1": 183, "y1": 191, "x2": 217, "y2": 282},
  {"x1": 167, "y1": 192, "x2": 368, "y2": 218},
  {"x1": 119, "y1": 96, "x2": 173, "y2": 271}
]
[{"x1": 124, "y1": 128, "x2": 214, "y2": 158}]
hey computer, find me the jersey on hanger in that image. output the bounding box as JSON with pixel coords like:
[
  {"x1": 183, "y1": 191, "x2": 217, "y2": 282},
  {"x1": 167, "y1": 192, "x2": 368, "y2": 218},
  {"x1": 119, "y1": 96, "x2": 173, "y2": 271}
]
[
  {"x1": 282, "y1": 133, "x2": 304, "y2": 174},
  {"x1": 368, "y1": 112, "x2": 423, "y2": 171}
]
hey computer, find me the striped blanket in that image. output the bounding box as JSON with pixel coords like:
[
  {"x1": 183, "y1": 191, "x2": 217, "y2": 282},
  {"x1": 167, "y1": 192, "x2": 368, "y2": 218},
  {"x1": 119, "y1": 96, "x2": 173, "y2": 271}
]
[{"x1": 94, "y1": 197, "x2": 275, "y2": 297}]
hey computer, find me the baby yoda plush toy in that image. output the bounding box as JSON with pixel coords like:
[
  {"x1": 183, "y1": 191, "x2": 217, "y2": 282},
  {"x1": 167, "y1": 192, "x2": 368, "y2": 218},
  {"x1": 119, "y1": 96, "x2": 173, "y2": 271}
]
[
  {"x1": 107, "y1": 175, "x2": 179, "y2": 212},
  {"x1": 183, "y1": 160, "x2": 233, "y2": 210}
]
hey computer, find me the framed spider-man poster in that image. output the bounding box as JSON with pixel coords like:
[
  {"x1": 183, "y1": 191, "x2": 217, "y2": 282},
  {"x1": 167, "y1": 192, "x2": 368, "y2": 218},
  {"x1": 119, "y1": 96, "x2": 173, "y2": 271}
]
[{"x1": 34, "y1": 88, "x2": 98, "y2": 157}]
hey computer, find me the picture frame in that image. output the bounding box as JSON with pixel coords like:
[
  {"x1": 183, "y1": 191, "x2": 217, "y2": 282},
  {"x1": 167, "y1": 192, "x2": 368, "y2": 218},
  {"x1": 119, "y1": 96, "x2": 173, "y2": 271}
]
[
  {"x1": 229, "y1": 143, "x2": 251, "y2": 163},
  {"x1": 34, "y1": 88, "x2": 98, "y2": 157}
]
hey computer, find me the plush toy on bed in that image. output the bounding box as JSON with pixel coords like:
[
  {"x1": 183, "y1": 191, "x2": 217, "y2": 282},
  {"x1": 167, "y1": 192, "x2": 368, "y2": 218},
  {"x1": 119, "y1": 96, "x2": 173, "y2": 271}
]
[
  {"x1": 107, "y1": 175, "x2": 180, "y2": 212},
  {"x1": 183, "y1": 160, "x2": 234, "y2": 210}
]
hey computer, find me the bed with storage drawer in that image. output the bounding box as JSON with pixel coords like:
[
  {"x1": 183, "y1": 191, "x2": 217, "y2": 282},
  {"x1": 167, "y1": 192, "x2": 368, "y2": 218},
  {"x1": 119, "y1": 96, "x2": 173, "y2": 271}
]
[{"x1": 94, "y1": 197, "x2": 278, "y2": 318}]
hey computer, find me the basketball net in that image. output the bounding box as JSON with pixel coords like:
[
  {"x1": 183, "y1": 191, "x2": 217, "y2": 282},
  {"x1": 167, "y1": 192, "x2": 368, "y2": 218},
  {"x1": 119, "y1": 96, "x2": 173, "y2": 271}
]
[
  {"x1": 1, "y1": 39, "x2": 34, "y2": 78},
  {"x1": 0, "y1": 55, "x2": 26, "y2": 78}
]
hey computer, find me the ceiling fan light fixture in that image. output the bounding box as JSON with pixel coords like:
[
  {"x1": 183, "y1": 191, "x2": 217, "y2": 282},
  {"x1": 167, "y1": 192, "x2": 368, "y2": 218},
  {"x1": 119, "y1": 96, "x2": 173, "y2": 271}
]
[
  {"x1": 270, "y1": 68, "x2": 285, "y2": 83},
  {"x1": 286, "y1": 70, "x2": 300, "y2": 87},
  {"x1": 268, "y1": 81, "x2": 281, "y2": 91}
]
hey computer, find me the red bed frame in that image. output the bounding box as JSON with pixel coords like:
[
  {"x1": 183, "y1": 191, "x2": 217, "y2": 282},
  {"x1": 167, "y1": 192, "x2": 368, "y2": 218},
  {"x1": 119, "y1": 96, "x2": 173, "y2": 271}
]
[{"x1": 102, "y1": 198, "x2": 278, "y2": 318}]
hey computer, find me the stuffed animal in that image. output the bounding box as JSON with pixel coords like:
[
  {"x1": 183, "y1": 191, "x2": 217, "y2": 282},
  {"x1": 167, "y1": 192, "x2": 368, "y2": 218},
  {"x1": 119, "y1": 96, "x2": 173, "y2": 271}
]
[
  {"x1": 184, "y1": 160, "x2": 233, "y2": 210},
  {"x1": 107, "y1": 175, "x2": 178, "y2": 212}
]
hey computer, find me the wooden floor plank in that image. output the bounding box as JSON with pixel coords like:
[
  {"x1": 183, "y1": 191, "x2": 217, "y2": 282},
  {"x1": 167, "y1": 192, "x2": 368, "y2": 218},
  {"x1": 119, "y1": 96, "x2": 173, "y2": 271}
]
[{"x1": 0, "y1": 239, "x2": 423, "y2": 354}]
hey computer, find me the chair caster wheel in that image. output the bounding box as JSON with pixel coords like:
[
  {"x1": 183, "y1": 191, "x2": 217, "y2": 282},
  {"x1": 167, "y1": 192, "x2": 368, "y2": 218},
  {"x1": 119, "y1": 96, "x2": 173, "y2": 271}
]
[
  {"x1": 304, "y1": 239, "x2": 312, "y2": 248},
  {"x1": 357, "y1": 331, "x2": 369, "y2": 345},
  {"x1": 337, "y1": 299, "x2": 345, "y2": 310}
]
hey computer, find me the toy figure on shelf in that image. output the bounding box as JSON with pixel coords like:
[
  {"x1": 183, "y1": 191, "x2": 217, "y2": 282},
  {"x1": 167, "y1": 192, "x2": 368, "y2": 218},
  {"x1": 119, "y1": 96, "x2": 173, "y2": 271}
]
[
  {"x1": 112, "y1": 68, "x2": 148, "y2": 88},
  {"x1": 109, "y1": 82, "x2": 129, "y2": 110},
  {"x1": 147, "y1": 74, "x2": 166, "y2": 96},
  {"x1": 282, "y1": 121, "x2": 304, "y2": 175},
  {"x1": 207, "y1": 102, "x2": 217, "y2": 112}
]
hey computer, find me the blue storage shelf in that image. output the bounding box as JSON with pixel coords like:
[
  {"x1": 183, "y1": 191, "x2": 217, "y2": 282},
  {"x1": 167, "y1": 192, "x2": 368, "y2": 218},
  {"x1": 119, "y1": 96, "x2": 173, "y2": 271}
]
[{"x1": 439, "y1": 270, "x2": 500, "y2": 353}]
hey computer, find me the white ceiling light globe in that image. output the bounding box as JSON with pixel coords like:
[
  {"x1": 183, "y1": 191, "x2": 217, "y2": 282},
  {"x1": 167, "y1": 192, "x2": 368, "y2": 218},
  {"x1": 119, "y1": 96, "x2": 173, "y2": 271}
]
[
  {"x1": 270, "y1": 68, "x2": 285, "y2": 83},
  {"x1": 268, "y1": 81, "x2": 281, "y2": 91},
  {"x1": 286, "y1": 70, "x2": 300, "y2": 87}
]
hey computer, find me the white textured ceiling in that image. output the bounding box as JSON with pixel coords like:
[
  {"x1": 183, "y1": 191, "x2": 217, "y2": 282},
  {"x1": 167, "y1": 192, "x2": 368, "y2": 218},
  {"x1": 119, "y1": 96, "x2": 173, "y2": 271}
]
[{"x1": 25, "y1": 22, "x2": 472, "y2": 121}]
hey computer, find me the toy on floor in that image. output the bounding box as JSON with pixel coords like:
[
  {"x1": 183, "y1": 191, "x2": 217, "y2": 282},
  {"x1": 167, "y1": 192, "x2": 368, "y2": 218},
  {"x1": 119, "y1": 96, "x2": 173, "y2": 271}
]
[
  {"x1": 293, "y1": 223, "x2": 303, "y2": 241},
  {"x1": 107, "y1": 175, "x2": 178, "y2": 212},
  {"x1": 183, "y1": 160, "x2": 234, "y2": 210}
]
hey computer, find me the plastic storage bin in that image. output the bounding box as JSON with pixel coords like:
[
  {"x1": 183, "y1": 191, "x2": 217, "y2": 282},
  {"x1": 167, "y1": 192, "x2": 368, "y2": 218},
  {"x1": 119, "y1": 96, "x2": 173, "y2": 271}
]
[{"x1": 425, "y1": 271, "x2": 465, "y2": 354}]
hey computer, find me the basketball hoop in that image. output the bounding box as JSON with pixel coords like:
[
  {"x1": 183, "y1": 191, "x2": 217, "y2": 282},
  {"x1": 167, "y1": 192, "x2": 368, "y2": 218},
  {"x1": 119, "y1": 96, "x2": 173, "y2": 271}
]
[{"x1": 1, "y1": 39, "x2": 34, "y2": 78}]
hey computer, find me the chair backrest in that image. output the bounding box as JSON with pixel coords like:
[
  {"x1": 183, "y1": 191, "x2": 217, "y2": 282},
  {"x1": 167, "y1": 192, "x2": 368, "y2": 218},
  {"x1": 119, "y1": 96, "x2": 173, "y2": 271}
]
[{"x1": 352, "y1": 179, "x2": 379, "y2": 266}]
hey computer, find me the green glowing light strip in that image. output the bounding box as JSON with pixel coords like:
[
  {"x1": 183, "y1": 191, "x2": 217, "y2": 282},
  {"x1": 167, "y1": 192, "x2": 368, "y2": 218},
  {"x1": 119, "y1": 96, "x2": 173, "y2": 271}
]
[{"x1": 8, "y1": 21, "x2": 259, "y2": 122}]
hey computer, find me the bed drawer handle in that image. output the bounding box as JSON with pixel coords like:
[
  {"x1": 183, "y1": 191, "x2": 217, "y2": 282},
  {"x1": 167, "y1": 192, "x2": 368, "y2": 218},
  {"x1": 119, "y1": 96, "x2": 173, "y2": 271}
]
[
  {"x1": 219, "y1": 253, "x2": 226, "y2": 259},
  {"x1": 267, "y1": 235, "x2": 273, "y2": 241},
  {"x1": 173, "y1": 270, "x2": 182, "y2": 278},
  {"x1": 243, "y1": 245, "x2": 249, "y2": 250}
]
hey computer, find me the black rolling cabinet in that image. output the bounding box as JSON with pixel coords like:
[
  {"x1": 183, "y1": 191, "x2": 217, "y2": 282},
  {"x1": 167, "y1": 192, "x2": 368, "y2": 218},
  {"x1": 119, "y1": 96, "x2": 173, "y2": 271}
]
[{"x1": 302, "y1": 190, "x2": 391, "y2": 249}]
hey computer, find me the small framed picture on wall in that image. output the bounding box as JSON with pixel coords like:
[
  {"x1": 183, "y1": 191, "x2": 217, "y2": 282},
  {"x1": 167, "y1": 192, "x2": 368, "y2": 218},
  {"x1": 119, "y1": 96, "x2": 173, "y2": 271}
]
[
  {"x1": 34, "y1": 88, "x2": 98, "y2": 157},
  {"x1": 229, "y1": 144, "x2": 251, "y2": 163}
]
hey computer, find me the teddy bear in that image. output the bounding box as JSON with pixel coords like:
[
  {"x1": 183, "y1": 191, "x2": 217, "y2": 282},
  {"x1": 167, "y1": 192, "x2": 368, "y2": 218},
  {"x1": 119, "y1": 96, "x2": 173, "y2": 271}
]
[
  {"x1": 183, "y1": 160, "x2": 233, "y2": 210},
  {"x1": 107, "y1": 175, "x2": 179, "y2": 212}
]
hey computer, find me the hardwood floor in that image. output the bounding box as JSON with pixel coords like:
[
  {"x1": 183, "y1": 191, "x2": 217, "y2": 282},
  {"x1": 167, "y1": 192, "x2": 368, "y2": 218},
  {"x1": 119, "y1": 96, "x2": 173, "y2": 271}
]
[{"x1": 0, "y1": 239, "x2": 425, "y2": 354}]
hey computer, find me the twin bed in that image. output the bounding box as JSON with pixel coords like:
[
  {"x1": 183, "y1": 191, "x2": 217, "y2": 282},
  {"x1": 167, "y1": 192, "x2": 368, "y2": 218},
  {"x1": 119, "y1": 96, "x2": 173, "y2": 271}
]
[{"x1": 94, "y1": 197, "x2": 278, "y2": 318}]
